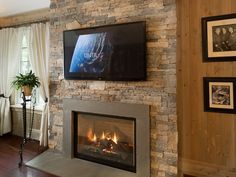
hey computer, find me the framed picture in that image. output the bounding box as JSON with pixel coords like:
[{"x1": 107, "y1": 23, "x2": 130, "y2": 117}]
[
  {"x1": 202, "y1": 13, "x2": 236, "y2": 62},
  {"x1": 203, "y1": 77, "x2": 236, "y2": 113}
]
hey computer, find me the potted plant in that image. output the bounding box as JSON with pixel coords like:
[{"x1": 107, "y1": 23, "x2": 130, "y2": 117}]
[{"x1": 11, "y1": 70, "x2": 40, "y2": 96}]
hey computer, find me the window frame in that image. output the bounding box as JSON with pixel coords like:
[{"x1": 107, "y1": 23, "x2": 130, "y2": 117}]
[{"x1": 14, "y1": 31, "x2": 44, "y2": 106}]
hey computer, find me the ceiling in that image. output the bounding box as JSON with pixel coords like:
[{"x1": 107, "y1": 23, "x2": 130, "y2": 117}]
[{"x1": 0, "y1": 0, "x2": 50, "y2": 17}]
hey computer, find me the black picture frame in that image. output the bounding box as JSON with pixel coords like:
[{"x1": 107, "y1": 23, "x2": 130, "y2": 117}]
[
  {"x1": 202, "y1": 13, "x2": 236, "y2": 62},
  {"x1": 203, "y1": 77, "x2": 236, "y2": 114}
]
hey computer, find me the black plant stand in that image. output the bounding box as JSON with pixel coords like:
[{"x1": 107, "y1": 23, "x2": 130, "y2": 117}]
[{"x1": 18, "y1": 92, "x2": 32, "y2": 167}]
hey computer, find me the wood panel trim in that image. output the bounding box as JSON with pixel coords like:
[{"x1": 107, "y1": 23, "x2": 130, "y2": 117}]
[{"x1": 180, "y1": 158, "x2": 236, "y2": 177}]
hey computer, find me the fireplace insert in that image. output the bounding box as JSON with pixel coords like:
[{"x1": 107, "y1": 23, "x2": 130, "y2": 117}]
[{"x1": 74, "y1": 112, "x2": 136, "y2": 172}]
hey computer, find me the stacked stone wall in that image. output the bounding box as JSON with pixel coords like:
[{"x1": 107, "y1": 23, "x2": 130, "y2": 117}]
[{"x1": 50, "y1": 0, "x2": 177, "y2": 176}]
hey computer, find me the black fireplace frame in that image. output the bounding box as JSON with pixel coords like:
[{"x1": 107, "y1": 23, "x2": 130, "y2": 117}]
[{"x1": 73, "y1": 111, "x2": 137, "y2": 172}]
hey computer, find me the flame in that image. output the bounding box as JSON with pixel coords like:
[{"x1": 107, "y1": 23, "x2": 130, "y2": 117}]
[
  {"x1": 87, "y1": 128, "x2": 97, "y2": 142},
  {"x1": 101, "y1": 131, "x2": 105, "y2": 139},
  {"x1": 112, "y1": 133, "x2": 118, "y2": 144},
  {"x1": 87, "y1": 128, "x2": 93, "y2": 140},
  {"x1": 92, "y1": 133, "x2": 97, "y2": 142},
  {"x1": 87, "y1": 129, "x2": 118, "y2": 144}
]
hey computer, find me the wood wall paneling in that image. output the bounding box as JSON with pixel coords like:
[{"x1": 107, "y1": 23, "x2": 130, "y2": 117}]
[{"x1": 177, "y1": 0, "x2": 236, "y2": 176}]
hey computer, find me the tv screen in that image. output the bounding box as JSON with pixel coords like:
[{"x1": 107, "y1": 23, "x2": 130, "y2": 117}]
[{"x1": 63, "y1": 21, "x2": 146, "y2": 81}]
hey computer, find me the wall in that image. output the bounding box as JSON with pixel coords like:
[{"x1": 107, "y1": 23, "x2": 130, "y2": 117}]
[
  {"x1": 11, "y1": 107, "x2": 42, "y2": 140},
  {"x1": 177, "y1": 0, "x2": 236, "y2": 176},
  {"x1": 49, "y1": 0, "x2": 177, "y2": 176},
  {"x1": 0, "y1": 8, "x2": 50, "y2": 27}
]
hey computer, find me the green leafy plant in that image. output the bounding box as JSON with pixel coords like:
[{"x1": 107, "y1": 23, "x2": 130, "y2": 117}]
[{"x1": 11, "y1": 70, "x2": 40, "y2": 90}]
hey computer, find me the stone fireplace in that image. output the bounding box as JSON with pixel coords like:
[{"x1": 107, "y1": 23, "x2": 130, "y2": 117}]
[
  {"x1": 63, "y1": 99, "x2": 150, "y2": 177},
  {"x1": 49, "y1": 0, "x2": 177, "y2": 176}
]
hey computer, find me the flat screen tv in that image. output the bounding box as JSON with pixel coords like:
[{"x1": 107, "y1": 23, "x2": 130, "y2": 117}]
[{"x1": 63, "y1": 21, "x2": 146, "y2": 81}]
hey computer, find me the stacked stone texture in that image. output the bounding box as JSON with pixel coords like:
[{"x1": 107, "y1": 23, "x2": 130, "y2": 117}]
[{"x1": 49, "y1": 0, "x2": 177, "y2": 176}]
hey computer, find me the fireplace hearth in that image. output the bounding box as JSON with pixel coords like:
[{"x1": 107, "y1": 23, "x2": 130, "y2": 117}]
[{"x1": 63, "y1": 99, "x2": 150, "y2": 177}]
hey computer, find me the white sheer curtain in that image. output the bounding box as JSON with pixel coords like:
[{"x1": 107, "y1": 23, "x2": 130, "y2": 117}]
[
  {"x1": 29, "y1": 23, "x2": 50, "y2": 146},
  {"x1": 0, "y1": 28, "x2": 23, "y2": 135}
]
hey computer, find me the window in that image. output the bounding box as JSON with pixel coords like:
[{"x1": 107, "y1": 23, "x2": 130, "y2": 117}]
[
  {"x1": 15, "y1": 32, "x2": 43, "y2": 106},
  {"x1": 20, "y1": 34, "x2": 30, "y2": 74}
]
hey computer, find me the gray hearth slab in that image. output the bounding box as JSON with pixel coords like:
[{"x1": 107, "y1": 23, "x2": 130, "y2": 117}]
[{"x1": 26, "y1": 150, "x2": 137, "y2": 177}]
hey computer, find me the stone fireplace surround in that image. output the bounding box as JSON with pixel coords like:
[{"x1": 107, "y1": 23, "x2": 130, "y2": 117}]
[
  {"x1": 63, "y1": 99, "x2": 150, "y2": 177},
  {"x1": 47, "y1": 0, "x2": 177, "y2": 175}
]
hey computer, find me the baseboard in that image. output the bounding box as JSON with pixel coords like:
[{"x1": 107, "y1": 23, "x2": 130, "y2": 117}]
[
  {"x1": 30, "y1": 129, "x2": 40, "y2": 140},
  {"x1": 180, "y1": 158, "x2": 236, "y2": 177}
]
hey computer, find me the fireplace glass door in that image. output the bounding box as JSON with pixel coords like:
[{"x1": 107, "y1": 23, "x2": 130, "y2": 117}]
[{"x1": 74, "y1": 112, "x2": 136, "y2": 172}]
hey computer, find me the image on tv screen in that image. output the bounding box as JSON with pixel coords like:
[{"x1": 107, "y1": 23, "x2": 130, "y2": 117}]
[{"x1": 69, "y1": 32, "x2": 113, "y2": 74}]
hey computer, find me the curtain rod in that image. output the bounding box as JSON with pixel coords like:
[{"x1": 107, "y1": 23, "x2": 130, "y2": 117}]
[{"x1": 0, "y1": 19, "x2": 49, "y2": 29}]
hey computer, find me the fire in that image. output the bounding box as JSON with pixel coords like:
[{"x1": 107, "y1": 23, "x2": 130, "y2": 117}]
[
  {"x1": 88, "y1": 130, "x2": 118, "y2": 144},
  {"x1": 87, "y1": 128, "x2": 97, "y2": 142},
  {"x1": 101, "y1": 131, "x2": 105, "y2": 139},
  {"x1": 92, "y1": 133, "x2": 97, "y2": 142},
  {"x1": 112, "y1": 133, "x2": 118, "y2": 144},
  {"x1": 87, "y1": 128, "x2": 93, "y2": 140}
]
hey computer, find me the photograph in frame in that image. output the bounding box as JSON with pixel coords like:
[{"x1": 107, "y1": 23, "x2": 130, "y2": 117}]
[
  {"x1": 203, "y1": 77, "x2": 236, "y2": 113},
  {"x1": 202, "y1": 13, "x2": 236, "y2": 61}
]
